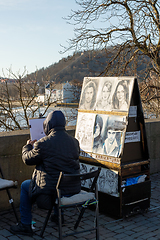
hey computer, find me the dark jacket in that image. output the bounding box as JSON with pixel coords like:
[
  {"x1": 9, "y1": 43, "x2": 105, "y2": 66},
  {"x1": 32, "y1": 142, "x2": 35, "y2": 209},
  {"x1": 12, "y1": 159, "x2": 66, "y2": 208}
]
[{"x1": 22, "y1": 111, "x2": 80, "y2": 201}]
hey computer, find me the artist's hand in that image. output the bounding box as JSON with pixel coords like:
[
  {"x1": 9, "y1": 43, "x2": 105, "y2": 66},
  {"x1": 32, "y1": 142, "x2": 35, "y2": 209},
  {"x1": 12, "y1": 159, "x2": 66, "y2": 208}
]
[{"x1": 27, "y1": 139, "x2": 37, "y2": 146}]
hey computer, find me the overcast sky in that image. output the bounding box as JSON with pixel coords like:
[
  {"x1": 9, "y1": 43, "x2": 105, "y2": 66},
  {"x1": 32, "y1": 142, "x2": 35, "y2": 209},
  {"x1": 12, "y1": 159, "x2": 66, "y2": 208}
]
[{"x1": 0, "y1": 0, "x2": 78, "y2": 77}]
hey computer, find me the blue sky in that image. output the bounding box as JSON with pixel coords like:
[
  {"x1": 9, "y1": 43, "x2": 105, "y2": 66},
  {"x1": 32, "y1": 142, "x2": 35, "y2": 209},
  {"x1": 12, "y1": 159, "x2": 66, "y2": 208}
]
[{"x1": 0, "y1": 0, "x2": 78, "y2": 77}]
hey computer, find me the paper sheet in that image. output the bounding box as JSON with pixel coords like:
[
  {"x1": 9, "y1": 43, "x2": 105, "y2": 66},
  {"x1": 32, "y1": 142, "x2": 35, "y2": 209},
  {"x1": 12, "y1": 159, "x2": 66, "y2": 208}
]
[{"x1": 29, "y1": 118, "x2": 46, "y2": 141}]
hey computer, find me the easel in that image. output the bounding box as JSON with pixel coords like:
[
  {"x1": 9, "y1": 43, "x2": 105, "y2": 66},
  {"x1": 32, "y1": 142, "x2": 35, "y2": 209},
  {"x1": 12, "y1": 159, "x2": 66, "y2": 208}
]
[{"x1": 75, "y1": 77, "x2": 151, "y2": 218}]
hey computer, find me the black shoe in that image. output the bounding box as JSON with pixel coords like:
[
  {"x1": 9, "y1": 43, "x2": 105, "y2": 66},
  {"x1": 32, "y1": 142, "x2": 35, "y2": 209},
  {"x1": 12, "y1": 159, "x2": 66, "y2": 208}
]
[
  {"x1": 10, "y1": 222, "x2": 33, "y2": 236},
  {"x1": 50, "y1": 214, "x2": 64, "y2": 225}
]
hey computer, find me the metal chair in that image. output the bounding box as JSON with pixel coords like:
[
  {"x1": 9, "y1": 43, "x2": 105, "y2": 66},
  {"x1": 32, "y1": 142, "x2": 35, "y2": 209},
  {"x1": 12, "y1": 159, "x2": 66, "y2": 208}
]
[
  {"x1": 0, "y1": 165, "x2": 19, "y2": 222},
  {"x1": 40, "y1": 167, "x2": 101, "y2": 239}
]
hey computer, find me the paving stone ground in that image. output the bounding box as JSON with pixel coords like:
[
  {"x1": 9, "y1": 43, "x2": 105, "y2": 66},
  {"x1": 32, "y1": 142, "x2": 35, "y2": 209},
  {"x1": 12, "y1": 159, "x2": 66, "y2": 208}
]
[{"x1": 0, "y1": 172, "x2": 160, "y2": 239}]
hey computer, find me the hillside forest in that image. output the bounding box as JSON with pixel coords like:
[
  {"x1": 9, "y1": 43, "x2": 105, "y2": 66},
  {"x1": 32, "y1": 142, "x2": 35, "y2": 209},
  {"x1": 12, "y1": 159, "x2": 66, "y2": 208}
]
[{"x1": 27, "y1": 49, "x2": 149, "y2": 86}]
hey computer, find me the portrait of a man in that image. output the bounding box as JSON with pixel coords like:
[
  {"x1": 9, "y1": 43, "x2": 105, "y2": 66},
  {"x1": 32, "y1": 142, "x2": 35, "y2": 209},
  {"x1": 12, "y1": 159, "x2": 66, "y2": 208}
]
[{"x1": 103, "y1": 116, "x2": 126, "y2": 158}]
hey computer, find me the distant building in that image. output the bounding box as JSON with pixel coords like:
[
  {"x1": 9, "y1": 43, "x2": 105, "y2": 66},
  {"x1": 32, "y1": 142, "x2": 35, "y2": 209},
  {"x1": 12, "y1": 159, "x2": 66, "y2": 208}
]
[
  {"x1": 44, "y1": 81, "x2": 81, "y2": 104},
  {"x1": 35, "y1": 95, "x2": 45, "y2": 103},
  {"x1": 62, "y1": 82, "x2": 75, "y2": 103}
]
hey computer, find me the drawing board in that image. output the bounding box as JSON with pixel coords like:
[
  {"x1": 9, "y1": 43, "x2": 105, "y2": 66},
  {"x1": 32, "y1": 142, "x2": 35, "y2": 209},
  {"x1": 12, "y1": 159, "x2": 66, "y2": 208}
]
[{"x1": 29, "y1": 118, "x2": 46, "y2": 141}]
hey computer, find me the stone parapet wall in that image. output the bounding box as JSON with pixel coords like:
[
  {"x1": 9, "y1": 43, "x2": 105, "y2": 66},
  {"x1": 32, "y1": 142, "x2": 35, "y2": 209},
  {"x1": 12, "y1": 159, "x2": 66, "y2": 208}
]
[
  {"x1": 145, "y1": 119, "x2": 160, "y2": 174},
  {"x1": 0, "y1": 121, "x2": 159, "y2": 211},
  {"x1": 0, "y1": 127, "x2": 75, "y2": 211},
  {"x1": 0, "y1": 129, "x2": 31, "y2": 211}
]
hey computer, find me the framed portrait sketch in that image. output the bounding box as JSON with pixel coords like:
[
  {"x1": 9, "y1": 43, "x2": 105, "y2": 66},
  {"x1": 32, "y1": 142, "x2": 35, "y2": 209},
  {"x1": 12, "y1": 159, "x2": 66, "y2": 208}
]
[
  {"x1": 92, "y1": 114, "x2": 106, "y2": 155},
  {"x1": 100, "y1": 115, "x2": 126, "y2": 158},
  {"x1": 95, "y1": 77, "x2": 116, "y2": 111},
  {"x1": 112, "y1": 78, "x2": 134, "y2": 112},
  {"x1": 75, "y1": 112, "x2": 96, "y2": 152},
  {"x1": 79, "y1": 78, "x2": 99, "y2": 110}
]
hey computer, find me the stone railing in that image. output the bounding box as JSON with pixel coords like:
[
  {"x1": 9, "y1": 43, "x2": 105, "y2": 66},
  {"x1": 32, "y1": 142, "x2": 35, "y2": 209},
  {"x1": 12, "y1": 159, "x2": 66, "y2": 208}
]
[
  {"x1": 145, "y1": 119, "x2": 160, "y2": 174},
  {"x1": 0, "y1": 120, "x2": 160, "y2": 211},
  {"x1": 0, "y1": 127, "x2": 75, "y2": 211}
]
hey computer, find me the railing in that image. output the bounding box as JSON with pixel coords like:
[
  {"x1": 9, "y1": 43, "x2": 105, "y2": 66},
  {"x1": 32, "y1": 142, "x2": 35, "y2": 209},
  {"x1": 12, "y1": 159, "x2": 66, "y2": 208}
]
[{"x1": 0, "y1": 119, "x2": 160, "y2": 210}]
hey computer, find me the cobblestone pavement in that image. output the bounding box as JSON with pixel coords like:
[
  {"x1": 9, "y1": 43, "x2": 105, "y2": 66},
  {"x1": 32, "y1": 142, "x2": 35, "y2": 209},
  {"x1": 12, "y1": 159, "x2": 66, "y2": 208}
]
[{"x1": 0, "y1": 172, "x2": 160, "y2": 240}]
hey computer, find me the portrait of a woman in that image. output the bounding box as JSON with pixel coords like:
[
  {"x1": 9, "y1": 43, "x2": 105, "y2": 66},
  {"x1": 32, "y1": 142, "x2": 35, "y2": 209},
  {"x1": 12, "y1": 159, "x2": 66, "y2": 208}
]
[
  {"x1": 79, "y1": 80, "x2": 97, "y2": 110},
  {"x1": 96, "y1": 80, "x2": 112, "y2": 111},
  {"x1": 92, "y1": 115, "x2": 103, "y2": 154},
  {"x1": 112, "y1": 80, "x2": 129, "y2": 111}
]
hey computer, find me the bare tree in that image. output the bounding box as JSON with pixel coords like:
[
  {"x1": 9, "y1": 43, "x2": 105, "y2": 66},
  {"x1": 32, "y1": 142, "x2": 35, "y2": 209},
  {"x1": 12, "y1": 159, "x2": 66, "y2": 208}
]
[
  {"x1": 0, "y1": 68, "x2": 55, "y2": 131},
  {"x1": 64, "y1": 0, "x2": 160, "y2": 73},
  {"x1": 63, "y1": 0, "x2": 160, "y2": 116},
  {"x1": 139, "y1": 70, "x2": 160, "y2": 118}
]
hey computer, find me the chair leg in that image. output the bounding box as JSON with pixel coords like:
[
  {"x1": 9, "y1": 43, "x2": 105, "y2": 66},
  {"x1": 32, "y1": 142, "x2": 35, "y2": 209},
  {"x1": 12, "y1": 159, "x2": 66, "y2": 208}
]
[
  {"x1": 96, "y1": 203, "x2": 99, "y2": 240},
  {"x1": 40, "y1": 208, "x2": 52, "y2": 237},
  {"x1": 74, "y1": 207, "x2": 86, "y2": 230},
  {"x1": 6, "y1": 189, "x2": 19, "y2": 223},
  {"x1": 0, "y1": 167, "x2": 19, "y2": 223},
  {"x1": 95, "y1": 184, "x2": 99, "y2": 240},
  {"x1": 58, "y1": 207, "x2": 62, "y2": 240}
]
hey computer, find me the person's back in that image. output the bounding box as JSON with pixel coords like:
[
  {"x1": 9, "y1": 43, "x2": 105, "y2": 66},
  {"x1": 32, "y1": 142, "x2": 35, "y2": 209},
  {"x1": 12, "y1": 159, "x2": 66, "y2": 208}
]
[
  {"x1": 39, "y1": 130, "x2": 80, "y2": 175},
  {"x1": 22, "y1": 110, "x2": 80, "y2": 199},
  {"x1": 10, "y1": 110, "x2": 80, "y2": 236}
]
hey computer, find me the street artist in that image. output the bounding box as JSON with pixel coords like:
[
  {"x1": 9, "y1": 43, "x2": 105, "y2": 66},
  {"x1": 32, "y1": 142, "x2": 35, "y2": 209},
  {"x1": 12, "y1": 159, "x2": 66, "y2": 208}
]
[{"x1": 10, "y1": 110, "x2": 80, "y2": 236}]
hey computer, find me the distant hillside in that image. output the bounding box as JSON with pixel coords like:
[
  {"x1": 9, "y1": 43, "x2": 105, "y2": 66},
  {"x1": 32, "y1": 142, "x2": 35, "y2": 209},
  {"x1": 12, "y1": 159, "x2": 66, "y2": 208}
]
[
  {"x1": 28, "y1": 49, "x2": 150, "y2": 85},
  {"x1": 28, "y1": 51, "x2": 104, "y2": 85}
]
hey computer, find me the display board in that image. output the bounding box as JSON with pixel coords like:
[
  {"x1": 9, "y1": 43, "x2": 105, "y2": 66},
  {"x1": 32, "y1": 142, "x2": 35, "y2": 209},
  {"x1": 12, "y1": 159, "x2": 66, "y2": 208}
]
[
  {"x1": 75, "y1": 77, "x2": 150, "y2": 216},
  {"x1": 75, "y1": 77, "x2": 135, "y2": 166}
]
